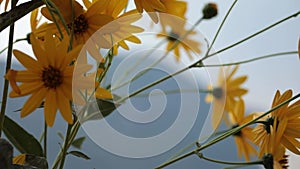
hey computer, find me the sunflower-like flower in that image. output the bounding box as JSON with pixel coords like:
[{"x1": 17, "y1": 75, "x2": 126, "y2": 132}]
[
  {"x1": 253, "y1": 89, "x2": 300, "y2": 157},
  {"x1": 157, "y1": 25, "x2": 201, "y2": 61},
  {"x1": 5, "y1": 32, "x2": 91, "y2": 126},
  {"x1": 40, "y1": 0, "x2": 143, "y2": 58},
  {"x1": 228, "y1": 99, "x2": 257, "y2": 161},
  {"x1": 134, "y1": 0, "x2": 166, "y2": 23},
  {"x1": 205, "y1": 66, "x2": 248, "y2": 129}
]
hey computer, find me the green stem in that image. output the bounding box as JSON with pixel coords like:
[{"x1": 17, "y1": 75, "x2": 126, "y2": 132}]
[
  {"x1": 52, "y1": 120, "x2": 81, "y2": 169},
  {"x1": 155, "y1": 93, "x2": 300, "y2": 169},
  {"x1": 0, "y1": 0, "x2": 17, "y2": 137},
  {"x1": 112, "y1": 17, "x2": 204, "y2": 92},
  {"x1": 203, "y1": 0, "x2": 238, "y2": 59},
  {"x1": 44, "y1": 122, "x2": 48, "y2": 158},
  {"x1": 204, "y1": 51, "x2": 297, "y2": 67},
  {"x1": 135, "y1": 89, "x2": 211, "y2": 98},
  {"x1": 196, "y1": 152, "x2": 263, "y2": 166},
  {"x1": 58, "y1": 124, "x2": 72, "y2": 169},
  {"x1": 204, "y1": 11, "x2": 300, "y2": 60}
]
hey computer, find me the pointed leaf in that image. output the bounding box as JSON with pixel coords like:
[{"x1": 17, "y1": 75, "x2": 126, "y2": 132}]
[
  {"x1": 3, "y1": 116, "x2": 43, "y2": 156},
  {"x1": 71, "y1": 137, "x2": 86, "y2": 149},
  {"x1": 68, "y1": 151, "x2": 90, "y2": 160}
]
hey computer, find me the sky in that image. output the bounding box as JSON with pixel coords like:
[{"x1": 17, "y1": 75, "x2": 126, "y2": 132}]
[{"x1": 0, "y1": 0, "x2": 300, "y2": 168}]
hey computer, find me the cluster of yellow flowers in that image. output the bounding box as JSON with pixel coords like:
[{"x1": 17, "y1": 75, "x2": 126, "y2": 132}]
[
  {"x1": 206, "y1": 66, "x2": 300, "y2": 168},
  {"x1": 0, "y1": 0, "x2": 299, "y2": 169},
  {"x1": 3, "y1": 0, "x2": 204, "y2": 127}
]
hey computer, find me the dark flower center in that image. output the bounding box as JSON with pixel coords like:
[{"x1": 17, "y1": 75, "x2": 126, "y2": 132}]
[
  {"x1": 68, "y1": 14, "x2": 88, "y2": 35},
  {"x1": 167, "y1": 31, "x2": 180, "y2": 41},
  {"x1": 232, "y1": 124, "x2": 242, "y2": 136},
  {"x1": 264, "y1": 117, "x2": 279, "y2": 134},
  {"x1": 212, "y1": 87, "x2": 223, "y2": 99},
  {"x1": 42, "y1": 66, "x2": 63, "y2": 89}
]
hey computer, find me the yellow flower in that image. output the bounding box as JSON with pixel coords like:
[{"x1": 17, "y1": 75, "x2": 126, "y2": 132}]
[
  {"x1": 40, "y1": 0, "x2": 113, "y2": 47},
  {"x1": 134, "y1": 0, "x2": 166, "y2": 23},
  {"x1": 40, "y1": 0, "x2": 143, "y2": 58},
  {"x1": 5, "y1": 32, "x2": 89, "y2": 126},
  {"x1": 261, "y1": 122, "x2": 289, "y2": 169},
  {"x1": 205, "y1": 66, "x2": 248, "y2": 129},
  {"x1": 228, "y1": 99, "x2": 257, "y2": 161},
  {"x1": 254, "y1": 89, "x2": 300, "y2": 157},
  {"x1": 157, "y1": 26, "x2": 201, "y2": 61}
]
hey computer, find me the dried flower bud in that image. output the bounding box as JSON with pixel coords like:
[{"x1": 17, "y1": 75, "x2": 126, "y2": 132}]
[{"x1": 202, "y1": 3, "x2": 218, "y2": 19}]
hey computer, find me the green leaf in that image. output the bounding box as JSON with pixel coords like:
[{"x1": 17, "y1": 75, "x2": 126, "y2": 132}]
[
  {"x1": 57, "y1": 132, "x2": 64, "y2": 140},
  {"x1": 3, "y1": 116, "x2": 43, "y2": 156},
  {"x1": 81, "y1": 99, "x2": 120, "y2": 122},
  {"x1": 71, "y1": 137, "x2": 86, "y2": 149},
  {"x1": 68, "y1": 151, "x2": 90, "y2": 160}
]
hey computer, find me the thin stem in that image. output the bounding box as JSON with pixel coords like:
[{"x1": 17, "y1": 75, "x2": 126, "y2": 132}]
[
  {"x1": 204, "y1": 11, "x2": 300, "y2": 60},
  {"x1": 203, "y1": 0, "x2": 238, "y2": 59},
  {"x1": 0, "y1": 38, "x2": 27, "y2": 55},
  {"x1": 155, "y1": 93, "x2": 300, "y2": 169},
  {"x1": 204, "y1": 51, "x2": 297, "y2": 67},
  {"x1": 111, "y1": 39, "x2": 166, "y2": 90},
  {"x1": 196, "y1": 152, "x2": 263, "y2": 166},
  {"x1": 44, "y1": 122, "x2": 48, "y2": 158},
  {"x1": 58, "y1": 124, "x2": 72, "y2": 169},
  {"x1": 0, "y1": 0, "x2": 16, "y2": 137},
  {"x1": 116, "y1": 17, "x2": 204, "y2": 103},
  {"x1": 135, "y1": 88, "x2": 211, "y2": 98},
  {"x1": 112, "y1": 17, "x2": 203, "y2": 92}
]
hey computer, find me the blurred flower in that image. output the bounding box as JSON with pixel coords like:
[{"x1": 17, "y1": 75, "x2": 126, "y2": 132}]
[
  {"x1": 228, "y1": 99, "x2": 257, "y2": 161},
  {"x1": 5, "y1": 32, "x2": 90, "y2": 126},
  {"x1": 134, "y1": 0, "x2": 166, "y2": 23},
  {"x1": 157, "y1": 26, "x2": 201, "y2": 61},
  {"x1": 253, "y1": 89, "x2": 300, "y2": 157},
  {"x1": 205, "y1": 66, "x2": 248, "y2": 129}
]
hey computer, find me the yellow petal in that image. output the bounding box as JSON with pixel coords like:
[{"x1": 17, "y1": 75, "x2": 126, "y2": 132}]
[
  {"x1": 57, "y1": 92, "x2": 73, "y2": 124},
  {"x1": 13, "y1": 154, "x2": 26, "y2": 165},
  {"x1": 44, "y1": 89, "x2": 58, "y2": 127},
  {"x1": 13, "y1": 50, "x2": 41, "y2": 71},
  {"x1": 21, "y1": 88, "x2": 47, "y2": 118},
  {"x1": 9, "y1": 81, "x2": 44, "y2": 98},
  {"x1": 95, "y1": 87, "x2": 113, "y2": 99}
]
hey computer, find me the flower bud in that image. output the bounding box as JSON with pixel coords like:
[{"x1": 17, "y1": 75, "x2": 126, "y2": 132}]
[{"x1": 202, "y1": 3, "x2": 218, "y2": 19}]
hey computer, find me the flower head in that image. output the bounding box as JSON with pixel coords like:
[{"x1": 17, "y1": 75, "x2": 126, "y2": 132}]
[
  {"x1": 5, "y1": 32, "x2": 89, "y2": 126},
  {"x1": 157, "y1": 26, "x2": 201, "y2": 61},
  {"x1": 228, "y1": 99, "x2": 257, "y2": 161},
  {"x1": 205, "y1": 66, "x2": 248, "y2": 129},
  {"x1": 254, "y1": 89, "x2": 300, "y2": 157}
]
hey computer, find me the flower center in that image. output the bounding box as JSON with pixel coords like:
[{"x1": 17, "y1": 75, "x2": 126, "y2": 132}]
[
  {"x1": 231, "y1": 124, "x2": 242, "y2": 136},
  {"x1": 68, "y1": 14, "x2": 88, "y2": 35},
  {"x1": 42, "y1": 66, "x2": 63, "y2": 89},
  {"x1": 212, "y1": 87, "x2": 223, "y2": 99},
  {"x1": 167, "y1": 31, "x2": 180, "y2": 41}
]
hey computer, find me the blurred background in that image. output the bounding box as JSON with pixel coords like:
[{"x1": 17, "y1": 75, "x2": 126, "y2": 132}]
[{"x1": 0, "y1": 0, "x2": 299, "y2": 168}]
